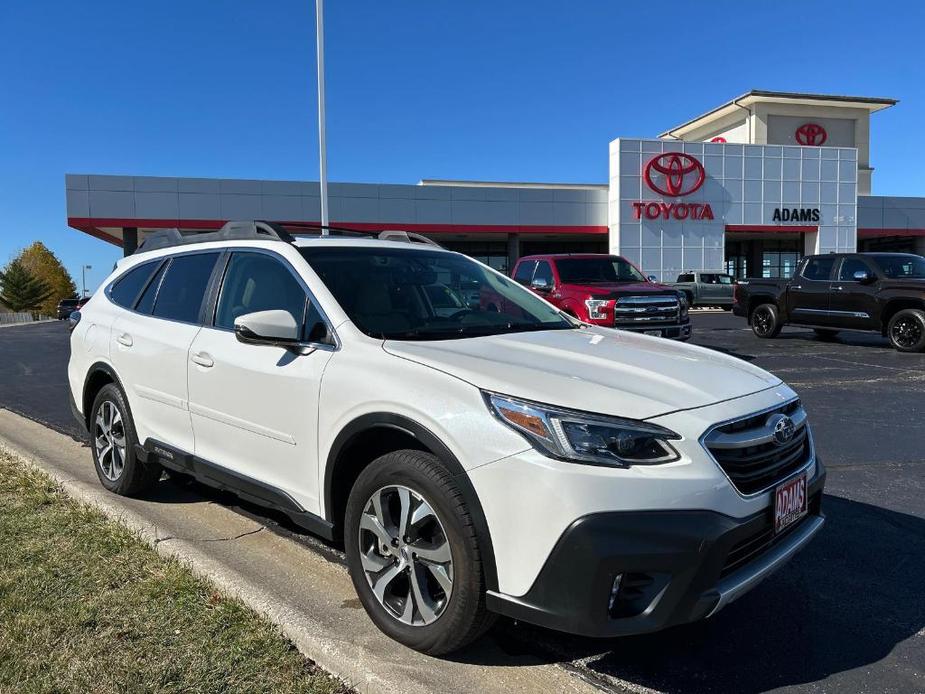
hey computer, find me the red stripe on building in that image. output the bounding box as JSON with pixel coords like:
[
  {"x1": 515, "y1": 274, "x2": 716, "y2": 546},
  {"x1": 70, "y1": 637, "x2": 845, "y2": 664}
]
[{"x1": 857, "y1": 228, "x2": 925, "y2": 237}]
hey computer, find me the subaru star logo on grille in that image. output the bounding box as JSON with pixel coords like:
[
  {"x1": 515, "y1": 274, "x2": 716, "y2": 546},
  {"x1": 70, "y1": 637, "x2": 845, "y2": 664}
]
[{"x1": 767, "y1": 413, "x2": 796, "y2": 446}]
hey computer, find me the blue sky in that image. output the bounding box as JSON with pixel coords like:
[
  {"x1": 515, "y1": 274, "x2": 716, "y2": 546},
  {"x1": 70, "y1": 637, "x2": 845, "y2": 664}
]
[{"x1": 1, "y1": 0, "x2": 923, "y2": 292}]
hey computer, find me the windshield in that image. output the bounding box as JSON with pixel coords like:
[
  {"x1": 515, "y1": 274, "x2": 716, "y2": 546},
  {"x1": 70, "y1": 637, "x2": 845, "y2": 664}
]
[
  {"x1": 871, "y1": 255, "x2": 925, "y2": 279},
  {"x1": 555, "y1": 257, "x2": 646, "y2": 284},
  {"x1": 300, "y1": 247, "x2": 574, "y2": 340}
]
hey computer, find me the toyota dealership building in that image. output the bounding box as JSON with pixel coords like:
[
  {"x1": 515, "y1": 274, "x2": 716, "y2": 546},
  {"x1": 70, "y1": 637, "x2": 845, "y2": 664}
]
[{"x1": 66, "y1": 90, "x2": 925, "y2": 281}]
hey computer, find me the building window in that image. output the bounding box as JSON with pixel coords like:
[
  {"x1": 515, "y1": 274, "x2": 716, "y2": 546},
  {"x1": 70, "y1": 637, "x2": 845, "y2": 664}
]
[{"x1": 440, "y1": 242, "x2": 509, "y2": 273}]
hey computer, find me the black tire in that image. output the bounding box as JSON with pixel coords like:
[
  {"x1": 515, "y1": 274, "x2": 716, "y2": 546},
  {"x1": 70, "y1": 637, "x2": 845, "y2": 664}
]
[
  {"x1": 751, "y1": 303, "x2": 782, "y2": 338},
  {"x1": 683, "y1": 292, "x2": 695, "y2": 307},
  {"x1": 887, "y1": 309, "x2": 925, "y2": 353},
  {"x1": 813, "y1": 328, "x2": 840, "y2": 340},
  {"x1": 344, "y1": 450, "x2": 495, "y2": 655},
  {"x1": 89, "y1": 383, "x2": 162, "y2": 496}
]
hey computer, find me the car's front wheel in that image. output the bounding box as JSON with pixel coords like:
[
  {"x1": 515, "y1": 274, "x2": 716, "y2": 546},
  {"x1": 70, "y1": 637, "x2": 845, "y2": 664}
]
[
  {"x1": 751, "y1": 303, "x2": 782, "y2": 338},
  {"x1": 887, "y1": 308, "x2": 925, "y2": 352},
  {"x1": 90, "y1": 383, "x2": 161, "y2": 496},
  {"x1": 344, "y1": 450, "x2": 494, "y2": 654}
]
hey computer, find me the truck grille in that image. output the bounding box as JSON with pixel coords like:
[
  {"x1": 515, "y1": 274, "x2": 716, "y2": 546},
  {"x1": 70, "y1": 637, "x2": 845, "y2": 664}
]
[
  {"x1": 613, "y1": 295, "x2": 680, "y2": 327},
  {"x1": 702, "y1": 400, "x2": 811, "y2": 495}
]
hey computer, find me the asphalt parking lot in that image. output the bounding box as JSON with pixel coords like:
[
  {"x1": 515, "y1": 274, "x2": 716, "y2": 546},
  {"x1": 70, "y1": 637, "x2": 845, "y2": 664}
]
[{"x1": 1, "y1": 316, "x2": 923, "y2": 693}]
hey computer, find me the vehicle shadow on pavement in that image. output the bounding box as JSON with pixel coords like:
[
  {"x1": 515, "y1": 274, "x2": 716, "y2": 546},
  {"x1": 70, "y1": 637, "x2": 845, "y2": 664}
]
[{"x1": 464, "y1": 495, "x2": 925, "y2": 693}]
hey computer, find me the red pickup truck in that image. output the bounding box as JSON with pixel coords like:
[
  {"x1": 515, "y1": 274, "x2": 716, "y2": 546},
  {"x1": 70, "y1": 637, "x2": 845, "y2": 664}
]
[{"x1": 510, "y1": 254, "x2": 691, "y2": 340}]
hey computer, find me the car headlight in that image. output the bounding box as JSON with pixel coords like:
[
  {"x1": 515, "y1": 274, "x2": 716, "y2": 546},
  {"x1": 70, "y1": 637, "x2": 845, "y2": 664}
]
[
  {"x1": 584, "y1": 298, "x2": 613, "y2": 321},
  {"x1": 677, "y1": 292, "x2": 689, "y2": 319},
  {"x1": 484, "y1": 392, "x2": 681, "y2": 466}
]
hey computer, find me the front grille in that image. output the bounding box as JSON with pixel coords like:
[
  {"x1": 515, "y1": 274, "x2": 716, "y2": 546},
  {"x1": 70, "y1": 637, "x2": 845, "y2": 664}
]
[
  {"x1": 703, "y1": 400, "x2": 811, "y2": 495},
  {"x1": 613, "y1": 295, "x2": 680, "y2": 327},
  {"x1": 720, "y1": 492, "x2": 821, "y2": 578}
]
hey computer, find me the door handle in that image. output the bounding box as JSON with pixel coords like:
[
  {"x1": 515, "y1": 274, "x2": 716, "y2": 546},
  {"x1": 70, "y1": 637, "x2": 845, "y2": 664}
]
[
  {"x1": 191, "y1": 352, "x2": 214, "y2": 368},
  {"x1": 116, "y1": 332, "x2": 133, "y2": 347},
  {"x1": 833, "y1": 285, "x2": 844, "y2": 291},
  {"x1": 792, "y1": 285, "x2": 802, "y2": 290}
]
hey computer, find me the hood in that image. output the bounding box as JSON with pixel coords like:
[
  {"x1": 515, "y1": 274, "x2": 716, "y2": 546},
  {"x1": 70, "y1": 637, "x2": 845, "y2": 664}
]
[
  {"x1": 566, "y1": 282, "x2": 677, "y2": 298},
  {"x1": 383, "y1": 327, "x2": 780, "y2": 420}
]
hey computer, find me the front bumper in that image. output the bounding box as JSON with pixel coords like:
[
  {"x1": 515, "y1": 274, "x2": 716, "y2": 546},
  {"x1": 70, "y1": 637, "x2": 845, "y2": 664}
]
[{"x1": 486, "y1": 465, "x2": 825, "y2": 638}]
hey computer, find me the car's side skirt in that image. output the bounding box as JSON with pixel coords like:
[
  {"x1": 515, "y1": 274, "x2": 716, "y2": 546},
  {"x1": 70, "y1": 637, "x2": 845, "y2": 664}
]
[{"x1": 138, "y1": 438, "x2": 335, "y2": 541}]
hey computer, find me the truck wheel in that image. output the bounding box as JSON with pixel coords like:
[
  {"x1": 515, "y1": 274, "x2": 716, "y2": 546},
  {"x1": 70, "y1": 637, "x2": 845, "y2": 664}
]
[
  {"x1": 90, "y1": 383, "x2": 162, "y2": 496},
  {"x1": 751, "y1": 303, "x2": 782, "y2": 339},
  {"x1": 813, "y1": 328, "x2": 840, "y2": 340},
  {"x1": 887, "y1": 309, "x2": 925, "y2": 352},
  {"x1": 344, "y1": 450, "x2": 495, "y2": 655}
]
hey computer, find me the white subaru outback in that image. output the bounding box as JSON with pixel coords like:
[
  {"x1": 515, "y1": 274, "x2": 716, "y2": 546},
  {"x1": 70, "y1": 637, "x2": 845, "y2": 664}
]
[{"x1": 68, "y1": 221, "x2": 825, "y2": 654}]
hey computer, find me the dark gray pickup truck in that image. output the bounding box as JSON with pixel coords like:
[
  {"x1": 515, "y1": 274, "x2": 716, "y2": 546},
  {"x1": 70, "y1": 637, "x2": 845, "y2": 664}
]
[
  {"x1": 669, "y1": 271, "x2": 735, "y2": 309},
  {"x1": 733, "y1": 252, "x2": 925, "y2": 352}
]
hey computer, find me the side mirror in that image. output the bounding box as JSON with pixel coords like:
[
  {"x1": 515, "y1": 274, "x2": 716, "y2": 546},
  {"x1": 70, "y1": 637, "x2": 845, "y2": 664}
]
[
  {"x1": 67, "y1": 310, "x2": 81, "y2": 332},
  {"x1": 234, "y1": 310, "x2": 300, "y2": 348},
  {"x1": 853, "y1": 269, "x2": 874, "y2": 284},
  {"x1": 531, "y1": 277, "x2": 551, "y2": 291},
  {"x1": 305, "y1": 320, "x2": 335, "y2": 346},
  {"x1": 647, "y1": 275, "x2": 658, "y2": 283}
]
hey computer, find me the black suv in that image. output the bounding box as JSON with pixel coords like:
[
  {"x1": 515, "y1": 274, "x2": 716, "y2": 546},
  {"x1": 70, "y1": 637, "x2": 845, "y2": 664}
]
[
  {"x1": 733, "y1": 253, "x2": 925, "y2": 352},
  {"x1": 56, "y1": 297, "x2": 80, "y2": 319}
]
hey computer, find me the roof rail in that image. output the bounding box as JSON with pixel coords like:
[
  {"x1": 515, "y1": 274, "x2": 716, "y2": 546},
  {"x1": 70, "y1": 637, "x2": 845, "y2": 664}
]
[
  {"x1": 135, "y1": 220, "x2": 295, "y2": 254},
  {"x1": 377, "y1": 230, "x2": 442, "y2": 247},
  {"x1": 133, "y1": 220, "x2": 443, "y2": 253}
]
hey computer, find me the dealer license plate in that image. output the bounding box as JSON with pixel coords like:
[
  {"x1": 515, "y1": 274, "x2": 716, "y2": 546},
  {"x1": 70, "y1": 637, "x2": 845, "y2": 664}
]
[
  {"x1": 774, "y1": 472, "x2": 807, "y2": 534},
  {"x1": 643, "y1": 330, "x2": 663, "y2": 337}
]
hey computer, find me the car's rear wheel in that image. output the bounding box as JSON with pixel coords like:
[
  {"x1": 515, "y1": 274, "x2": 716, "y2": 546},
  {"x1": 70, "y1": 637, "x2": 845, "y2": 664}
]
[
  {"x1": 887, "y1": 309, "x2": 925, "y2": 352},
  {"x1": 344, "y1": 450, "x2": 494, "y2": 655},
  {"x1": 751, "y1": 303, "x2": 782, "y2": 338},
  {"x1": 90, "y1": 383, "x2": 161, "y2": 496},
  {"x1": 813, "y1": 328, "x2": 840, "y2": 340}
]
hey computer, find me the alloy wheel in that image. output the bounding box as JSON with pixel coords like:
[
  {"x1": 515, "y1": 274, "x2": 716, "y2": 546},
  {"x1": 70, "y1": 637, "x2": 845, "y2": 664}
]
[
  {"x1": 891, "y1": 316, "x2": 923, "y2": 349},
  {"x1": 754, "y1": 308, "x2": 773, "y2": 336},
  {"x1": 94, "y1": 400, "x2": 127, "y2": 481},
  {"x1": 358, "y1": 485, "x2": 454, "y2": 626}
]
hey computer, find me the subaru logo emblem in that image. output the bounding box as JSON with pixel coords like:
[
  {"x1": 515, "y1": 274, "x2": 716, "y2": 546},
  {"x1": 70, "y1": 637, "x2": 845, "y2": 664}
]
[{"x1": 767, "y1": 413, "x2": 796, "y2": 446}]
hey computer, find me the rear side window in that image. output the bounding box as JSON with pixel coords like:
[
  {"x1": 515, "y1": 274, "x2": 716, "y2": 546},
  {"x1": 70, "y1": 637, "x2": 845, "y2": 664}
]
[
  {"x1": 214, "y1": 253, "x2": 307, "y2": 331},
  {"x1": 151, "y1": 253, "x2": 220, "y2": 323},
  {"x1": 513, "y1": 261, "x2": 536, "y2": 285},
  {"x1": 677, "y1": 273, "x2": 695, "y2": 283},
  {"x1": 135, "y1": 262, "x2": 168, "y2": 315},
  {"x1": 109, "y1": 261, "x2": 159, "y2": 309},
  {"x1": 802, "y1": 257, "x2": 836, "y2": 281}
]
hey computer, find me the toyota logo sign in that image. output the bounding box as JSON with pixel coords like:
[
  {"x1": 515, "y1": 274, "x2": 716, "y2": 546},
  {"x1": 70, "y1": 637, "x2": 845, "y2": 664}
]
[
  {"x1": 795, "y1": 123, "x2": 827, "y2": 146},
  {"x1": 644, "y1": 153, "x2": 705, "y2": 197}
]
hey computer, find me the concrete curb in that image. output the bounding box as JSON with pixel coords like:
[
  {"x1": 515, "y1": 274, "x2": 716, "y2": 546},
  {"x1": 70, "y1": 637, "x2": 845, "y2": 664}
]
[
  {"x1": 0, "y1": 318, "x2": 59, "y2": 328},
  {"x1": 0, "y1": 409, "x2": 599, "y2": 694}
]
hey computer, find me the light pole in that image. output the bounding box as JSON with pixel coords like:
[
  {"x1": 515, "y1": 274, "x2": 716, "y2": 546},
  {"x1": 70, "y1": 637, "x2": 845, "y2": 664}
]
[
  {"x1": 315, "y1": 0, "x2": 329, "y2": 234},
  {"x1": 82, "y1": 265, "x2": 92, "y2": 297}
]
